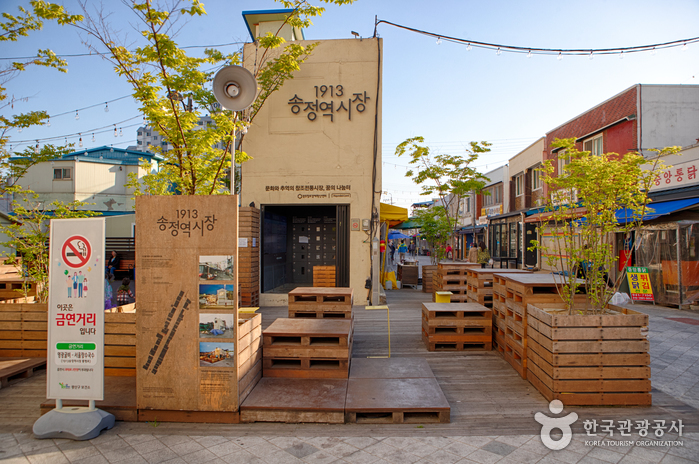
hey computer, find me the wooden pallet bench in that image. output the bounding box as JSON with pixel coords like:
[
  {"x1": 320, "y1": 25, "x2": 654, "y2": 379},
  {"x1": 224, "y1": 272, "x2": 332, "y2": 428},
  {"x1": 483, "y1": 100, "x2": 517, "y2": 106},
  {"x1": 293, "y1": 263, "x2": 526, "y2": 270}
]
[
  {"x1": 0, "y1": 357, "x2": 46, "y2": 388},
  {"x1": 262, "y1": 318, "x2": 352, "y2": 379},
  {"x1": 288, "y1": 287, "x2": 353, "y2": 319},
  {"x1": 345, "y1": 377, "x2": 450, "y2": 424},
  {"x1": 421, "y1": 303, "x2": 492, "y2": 351},
  {"x1": 421, "y1": 265, "x2": 438, "y2": 293},
  {"x1": 312, "y1": 266, "x2": 336, "y2": 287},
  {"x1": 238, "y1": 313, "x2": 262, "y2": 404},
  {"x1": 526, "y1": 303, "x2": 651, "y2": 406}
]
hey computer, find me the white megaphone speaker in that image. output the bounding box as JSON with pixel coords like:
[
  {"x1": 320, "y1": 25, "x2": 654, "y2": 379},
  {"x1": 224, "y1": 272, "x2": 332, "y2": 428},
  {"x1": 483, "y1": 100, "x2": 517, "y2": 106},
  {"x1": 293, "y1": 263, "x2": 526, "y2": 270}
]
[{"x1": 212, "y1": 65, "x2": 257, "y2": 111}]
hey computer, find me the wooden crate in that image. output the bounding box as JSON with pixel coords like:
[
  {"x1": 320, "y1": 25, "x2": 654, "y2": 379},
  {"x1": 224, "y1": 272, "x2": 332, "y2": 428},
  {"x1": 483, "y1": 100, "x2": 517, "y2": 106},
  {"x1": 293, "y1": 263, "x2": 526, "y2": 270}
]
[
  {"x1": 313, "y1": 266, "x2": 336, "y2": 287},
  {"x1": 421, "y1": 303, "x2": 492, "y2": 351},
  {"x1": 526, "y1": 303, "x2": 651, "y2": 406},
  {"x1": 421, "y1": 265, "x2": 438, "y2": 293},
  {"x1": 288, "y1": 287, "x2": 353, "y2": 319},
  {"x1": 501, "y1": 274, "x2": 586, "y2": 380},
  {"x1": 262, "y1": 318, "x2": 353, "y2": 379},
  {"x1": 466, "y1": 269, "x2": 532, "y2": 308}
]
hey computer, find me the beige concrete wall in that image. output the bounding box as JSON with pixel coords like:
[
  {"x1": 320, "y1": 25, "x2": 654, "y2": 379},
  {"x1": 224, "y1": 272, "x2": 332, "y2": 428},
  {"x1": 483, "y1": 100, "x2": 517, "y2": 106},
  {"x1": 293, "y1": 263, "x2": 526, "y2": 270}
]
[{"x1": 243, "y1": 38, "x2": 382, "y2": 304}]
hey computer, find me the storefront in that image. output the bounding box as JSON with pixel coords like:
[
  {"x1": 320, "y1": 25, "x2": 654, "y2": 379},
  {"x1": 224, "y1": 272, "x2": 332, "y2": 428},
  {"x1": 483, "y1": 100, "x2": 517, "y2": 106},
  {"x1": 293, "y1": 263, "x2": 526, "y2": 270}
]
[
  {"x1": 242, "y1": 15, "x2": 382, "y2": 305},
  {"x1": 488, "y1": 211, "x2": 522, "y2": 268}
]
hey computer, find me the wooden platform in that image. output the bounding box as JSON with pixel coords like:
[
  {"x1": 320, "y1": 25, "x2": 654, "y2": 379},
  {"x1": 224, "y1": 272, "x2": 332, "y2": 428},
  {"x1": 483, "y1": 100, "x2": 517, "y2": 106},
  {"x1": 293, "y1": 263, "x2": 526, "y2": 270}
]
[
  {"x1": 41, "y1": 376, "x2": 137, "y2": 421},
  {"x1": 262, "y1": 318, "x2": 353, "y2": 379},
  {"x1": 466, "y1": 268, "x2": 531, "y2": 308},
  {"x1": 0, "y1": 357, "x2": 45, "y2": 388},
  {"x1": 345, "y1": 378, "x2": 450, "y2": 423},
  {"x1": 349, "y1": 357, "x2": 434, "y2": 379},
  {"x1": 240, "y1": 378, "x2": 347, "y2": 423},
  {"x1": 421, "y1": 303, "x2": 492, "y2": 351}
]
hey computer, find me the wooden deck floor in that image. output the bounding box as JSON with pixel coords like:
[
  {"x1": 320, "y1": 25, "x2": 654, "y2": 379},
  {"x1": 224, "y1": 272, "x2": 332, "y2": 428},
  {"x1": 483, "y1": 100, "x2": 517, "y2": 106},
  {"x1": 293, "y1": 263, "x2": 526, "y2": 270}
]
[{"x1": 1, "y1": 287, "x2": 698, "y2": 436}]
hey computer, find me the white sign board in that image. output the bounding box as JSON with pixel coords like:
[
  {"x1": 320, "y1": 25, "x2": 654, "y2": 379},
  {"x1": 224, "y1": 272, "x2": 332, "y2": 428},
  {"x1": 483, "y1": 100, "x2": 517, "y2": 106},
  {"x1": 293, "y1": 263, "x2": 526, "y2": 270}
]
[{"x1": 47, "y1": 218, "x2": 105, "y2": 400}]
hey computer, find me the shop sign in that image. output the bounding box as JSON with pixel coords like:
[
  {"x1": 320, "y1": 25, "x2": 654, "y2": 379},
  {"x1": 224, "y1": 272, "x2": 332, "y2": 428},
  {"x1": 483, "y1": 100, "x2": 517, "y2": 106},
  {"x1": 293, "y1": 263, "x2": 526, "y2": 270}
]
[
  {"x1": 47, "y1": 218, "x2": 105, "y2": 400},
  {"x1": 477, "y1": 216, "x2": 489, "y2": 225},
  {"x1": 651, "y1": 159, "x2": 699, "y2": 192},
  {"x1": 627, "y1": 266, "x2": 654, "y2": 302},
  {"x1": 480, "y1": 205, "x2": 503, "y2": 217},
  {"x1": 288, "y1": 86, "x2": 371, "y2": 122},
  {"x1": 265, "y1": 184, "x2": 352, "y2": 200}
]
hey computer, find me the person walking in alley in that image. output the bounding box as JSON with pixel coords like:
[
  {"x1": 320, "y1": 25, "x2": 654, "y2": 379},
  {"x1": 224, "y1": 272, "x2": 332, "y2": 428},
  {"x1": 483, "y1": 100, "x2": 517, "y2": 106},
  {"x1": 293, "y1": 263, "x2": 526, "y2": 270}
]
[
  {"x1": 468, "y1": 243, "x2": 478, "y2": 263},
  {"x1": 398, "y1": 240, "x2": 408, "y2": 263}
]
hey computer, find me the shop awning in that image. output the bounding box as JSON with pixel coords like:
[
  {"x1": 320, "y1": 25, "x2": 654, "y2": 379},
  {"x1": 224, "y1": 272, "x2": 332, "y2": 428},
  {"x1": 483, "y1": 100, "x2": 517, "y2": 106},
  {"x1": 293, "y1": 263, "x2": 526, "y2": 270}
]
[
  {"x1": 616, "y1": 197, "x2": 699, "y2": 223},
  {"x1": 380, "y1": 202, "x2": 408, "y2": 227},
  {"x1": 393, "y1": 219, "x2": 422, "y2": 230}
]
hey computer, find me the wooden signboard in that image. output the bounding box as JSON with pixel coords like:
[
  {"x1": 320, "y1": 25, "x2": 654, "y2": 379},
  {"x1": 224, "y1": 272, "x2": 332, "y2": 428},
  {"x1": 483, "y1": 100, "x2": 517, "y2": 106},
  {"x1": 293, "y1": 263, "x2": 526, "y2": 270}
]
[{"x1": 136, "y1": 196, "x2": 238, "y2": 413}]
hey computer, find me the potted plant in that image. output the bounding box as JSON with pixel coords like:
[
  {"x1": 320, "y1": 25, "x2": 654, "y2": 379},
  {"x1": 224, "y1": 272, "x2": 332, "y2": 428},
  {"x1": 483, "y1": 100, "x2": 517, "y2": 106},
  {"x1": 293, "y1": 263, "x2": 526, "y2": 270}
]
[{"x1": 526, "y1": 138, "x2": 677, "y2": 406}]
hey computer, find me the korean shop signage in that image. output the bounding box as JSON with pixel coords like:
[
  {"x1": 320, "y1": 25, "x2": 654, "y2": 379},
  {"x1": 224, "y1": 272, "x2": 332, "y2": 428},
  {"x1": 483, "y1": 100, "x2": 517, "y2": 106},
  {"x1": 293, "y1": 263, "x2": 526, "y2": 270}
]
[{"x1": 627, "y1": 267, "x2": 654, "y2": 302}]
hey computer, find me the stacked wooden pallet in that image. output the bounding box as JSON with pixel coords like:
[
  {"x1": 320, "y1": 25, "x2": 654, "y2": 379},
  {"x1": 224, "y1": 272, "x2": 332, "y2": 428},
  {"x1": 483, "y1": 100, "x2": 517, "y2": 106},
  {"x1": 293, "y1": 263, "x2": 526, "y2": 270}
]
[
  {"x1": 502, "y1": 274, "x2": 586, "y2": 379},
  {"x1": 288, "y1": 287, "x2": 353, "y2": 319},
  {"x1": 312, "y1": 266, "x2": 336, "y2": 287},
  {"x1": 421, "y1": 302, "x2": 492, "y2": 351},
  {"x1": 421, "y1": 265, "x2": 438, "y2": 293},
  {"x1": 0, "y1": 302, "x2": 47, "y2": 358},
  {"x1": 238, "y1": 207, "x2": 260, "y2": 307},
  {"x1": 262, "y1": 318, "x2": 353, "y2": 379},
  {"x1": 431, "y1": 263, "x2": 480, "y2": 303},
  {"x1": 104, "y1": 312, "x2": 136, "y2": 377},
  {"x1": 527, "y1": 304, "x2": 651, "y2": 406},
  {"x1": 491, "y1": 274, "x2": 508, "y2": 356},
  {"x1": 238, "y1": 313, "x2": 262, "y2": 404}
]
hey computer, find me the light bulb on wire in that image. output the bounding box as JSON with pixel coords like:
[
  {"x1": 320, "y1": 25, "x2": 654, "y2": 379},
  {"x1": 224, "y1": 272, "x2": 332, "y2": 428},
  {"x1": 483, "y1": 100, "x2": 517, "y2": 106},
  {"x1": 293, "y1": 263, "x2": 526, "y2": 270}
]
[
  {"x1": 527, "y1": 50, "x2": 532, "y2": 59},
  {"x1": 92, "y1": 133, "x2": 95, "y2": 142},
  {"x1": 34, "y1": 141, "x2": 39, "y2": 154},
  {"x1": 75, "y1": 110, "x2": 79, "y2": 120},
  {"x1": 589, "y1": 51, "x2": 594, "y2": 60},
  {"x1": 113, "y1": 125, "x2": 118, "y2": 137},
  {"x1": 496, "y1": 47, "x2": 501, "y2": 56},
  {"x1": 619, "y1": 51, "x2": 624, "y2": 59},
  {"x1": 47, "y1": 117, "x2": 51, "y2": 127},
  {"x1": 104, "y1": 102, "x2": 109, "y2": 112},
  {"x1": 79, "y1": 134, "x2": 83, "y2": 148},
  {"x1": 119, "y1": 128, "x2": 123, "y2": 137},
  {"x1": 683, "y1": 42, "x2": 688, "y2": 51},
  {"x1": 651, "y1": 47, "x2": 656, "y2": 55},
  {"x1": 110, "y1": 144, "x2": 114, "y2": 153},
  {"x1": 467, "y1": 43, "x2": 472, "y2": 51},
  {"x1": 436, "y1": 37, "x2": 442, "y2": 45},
  {"x1": 17, "y1": 127, "x2": 22, "y2": 133},
  {"x1": 557, "y1": 52, "x2": 562, "y2": 61}
]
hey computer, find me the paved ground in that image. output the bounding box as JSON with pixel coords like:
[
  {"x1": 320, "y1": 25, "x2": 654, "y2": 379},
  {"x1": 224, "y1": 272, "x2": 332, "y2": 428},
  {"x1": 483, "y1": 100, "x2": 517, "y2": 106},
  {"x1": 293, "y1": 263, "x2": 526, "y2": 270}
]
[{"x1": 2, "y1": 257, "x2": 699, "y2": 463}]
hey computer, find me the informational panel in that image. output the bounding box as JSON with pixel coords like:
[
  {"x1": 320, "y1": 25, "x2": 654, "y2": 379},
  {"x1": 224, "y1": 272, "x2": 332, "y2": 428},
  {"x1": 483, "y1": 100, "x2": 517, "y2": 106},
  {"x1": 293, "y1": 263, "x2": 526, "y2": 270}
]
[
  {"x1": 47, "y1": 218, "x2": 105, "y2": 400},
  {"x1": 627, "y1": 266, "x2": 655, "y2": 302},
  {"x1": 136, "y1": 196, "x2": 238, "y2": 412}
]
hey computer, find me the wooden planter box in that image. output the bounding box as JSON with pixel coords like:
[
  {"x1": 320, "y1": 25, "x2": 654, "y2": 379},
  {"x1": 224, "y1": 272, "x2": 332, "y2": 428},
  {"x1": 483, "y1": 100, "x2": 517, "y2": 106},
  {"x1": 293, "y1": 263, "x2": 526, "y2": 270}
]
[
  {"x1": 421, "y1": 265, "x2": 438, "y2": 293},
  {"x1": 526, "y1": 303, "x2": 651, "y2": 406}
]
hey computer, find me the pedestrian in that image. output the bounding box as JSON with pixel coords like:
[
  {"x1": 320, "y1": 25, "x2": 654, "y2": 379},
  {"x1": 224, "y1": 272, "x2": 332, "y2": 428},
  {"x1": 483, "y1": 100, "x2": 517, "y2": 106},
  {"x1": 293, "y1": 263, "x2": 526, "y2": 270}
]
[
  {"x1": 468, "y1": 243, "x2": 478, "y2": 263},
  {"x1": 446, "y1": 244, "x2": 453, "y2": 260},
  {"x1": 408, "y1": 242, "x2": 415, "y2": 257},
  {"x1": 477, "y1": 241, "x2": 491, "y2": 268},
  {"x1": 104, "y1": 272, "x2": 113, "y2": 310},
  {"x1": 116, "y1": 278, "x2": 135, "y2": 306},
  {"x1": 389, "y1": 242, "x2": 396, "y2": 263},
  {"x1": 398, "y1": 240, "x2": 408, "y2": 263}
]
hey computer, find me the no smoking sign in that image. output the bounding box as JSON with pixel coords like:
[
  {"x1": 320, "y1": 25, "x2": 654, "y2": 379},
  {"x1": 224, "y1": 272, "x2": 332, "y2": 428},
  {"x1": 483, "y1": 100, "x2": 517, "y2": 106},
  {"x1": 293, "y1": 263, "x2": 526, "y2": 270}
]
[{"x1": 61, "y1": 235, "x2": 92, "y2": 268}]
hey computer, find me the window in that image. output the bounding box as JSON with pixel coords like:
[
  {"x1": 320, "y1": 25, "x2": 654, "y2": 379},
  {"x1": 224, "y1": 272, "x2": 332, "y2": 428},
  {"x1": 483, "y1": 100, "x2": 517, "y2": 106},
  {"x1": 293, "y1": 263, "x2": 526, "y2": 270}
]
[
  {"x1": 137, "y1": 131, "x2": 142, "y2": 136},
  {"x1": 53, "y1": 168, "x2": 71, "y2": 180},
  {"x1": 515, "y1": 174, "x2": 523, "y2": 196},
  {"x1": 557, "y1": 149, "x2": 570, "y2": 176},
  {"x1": 583, "y1": 134, "x2": 603, "y2": 156},
  {"x1": 137, "y1": 141, "x2": 142, "y2": 145},
  {"x1": 532, "y1": 166, "x2": 541, "y2": 190},
  {"x1": 483, "y1": 185, "x2": 502, "y2": 206}
]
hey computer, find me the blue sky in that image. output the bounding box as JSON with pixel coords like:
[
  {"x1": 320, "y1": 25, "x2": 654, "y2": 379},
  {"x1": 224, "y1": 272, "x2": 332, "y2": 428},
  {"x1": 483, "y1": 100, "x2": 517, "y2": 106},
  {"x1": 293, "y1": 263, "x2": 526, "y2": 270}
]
[{"x1": 4, "y1": 0, "x2": 699, "y2": 208}]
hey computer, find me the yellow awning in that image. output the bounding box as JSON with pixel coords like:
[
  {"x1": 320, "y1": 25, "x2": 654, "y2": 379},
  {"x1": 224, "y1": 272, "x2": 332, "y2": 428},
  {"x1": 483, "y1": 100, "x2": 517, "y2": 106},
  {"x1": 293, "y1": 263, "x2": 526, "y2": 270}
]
[{"x1": 380, "y1": 203, "x2": 408, "y2": 227}]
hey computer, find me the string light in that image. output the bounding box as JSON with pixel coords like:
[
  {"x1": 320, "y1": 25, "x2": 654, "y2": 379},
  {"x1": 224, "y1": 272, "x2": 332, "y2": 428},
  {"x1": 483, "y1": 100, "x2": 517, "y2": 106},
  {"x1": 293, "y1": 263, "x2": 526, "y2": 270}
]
[
  {"x1": 119, "y1": 127, "x2": 123, "y2": 137},
  {"x1": 527, "y1": 50, "x2": 532, "y2": 59},
  {"x1": 467, "y1": 43, "x2": 472, "y2": 51},
  {"x1": 683, "y1": 42, "x2": 688, "y2": 51},
  {"x1": 589, "y1": 51, "x2": 594, "y2": 60},
  {"x1": 17, "y1": 127, "x2": 22, "y2": 133},
  {"x1": 110, "y1": 144, "x2": 114, "y2": 152},
  {"x1": 34, "y1": 141, "x2": 39, "y2": 154},
  {"x1": 496, "y1": 47, "x2": 501, "y2": 56},
  {"x1": 114, "y1": 125, "x2": 118, "y2": 137},
  {"x1": 92, "y1": 133, "x2": 95, "y2": 142},
  {"x1": 47, "y1": 117, "x2": 51, "y2": 127},
  {"x1": 651, "y1": 47, "x2": 657, "y2": 55},
  {"x1": 557, "y1": 52, "x2": 562, "y2": 61},
  {"x1": 375, "y1": 19, "x2": 699, "y2": 58},
  {"x1": 436, "y1": 37, "x2": 442, "y2": 45},
  {"x1": 619, "y1": 51, "x2": 624, "y2": 59},
  {"x1": 79, "y1": 134, "x2": 83, "y2": 147},
  {"x1": 104, "y1": 102, "x2": 109, "y2": 112},
  {"x1": 75, "y1": 110, "x2": 79, "y2": 120}
]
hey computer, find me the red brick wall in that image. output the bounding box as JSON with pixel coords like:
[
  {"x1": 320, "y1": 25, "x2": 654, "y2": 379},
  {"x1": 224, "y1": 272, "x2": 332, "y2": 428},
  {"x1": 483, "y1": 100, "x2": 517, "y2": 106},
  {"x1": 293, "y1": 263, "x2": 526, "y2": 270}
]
[{"x1": 543, "y1": 86, "x2": 638, "y2": 195}]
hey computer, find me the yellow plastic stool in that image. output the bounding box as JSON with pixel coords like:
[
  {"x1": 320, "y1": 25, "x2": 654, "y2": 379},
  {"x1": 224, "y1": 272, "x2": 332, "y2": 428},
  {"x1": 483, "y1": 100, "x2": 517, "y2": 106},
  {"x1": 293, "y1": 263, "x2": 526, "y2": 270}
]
[{"x1": 435, "y1": 291, "x2": 453, "y2": 303}]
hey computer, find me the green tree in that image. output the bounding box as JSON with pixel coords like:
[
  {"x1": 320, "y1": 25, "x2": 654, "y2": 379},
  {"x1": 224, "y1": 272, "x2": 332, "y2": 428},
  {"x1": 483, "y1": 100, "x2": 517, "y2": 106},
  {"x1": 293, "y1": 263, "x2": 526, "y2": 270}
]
[
  {"x1": 532, "y1": 138, "x2": 676, "y2": 313},
  {"x1": 414, "y1": 206, "x2": 453, "y2": 265},
  {"x1": 396, "y1": 136, "x2": 491, "y2": 249},
  {"x1": 0, "y1": 187, "x2": 99, "y2": 302},
  {"x1": 76, "y1": 0, "x2": 353, "y2": 196},
  {"x1": 1, "y1": 1, "x2": 83, "y2": 190}
]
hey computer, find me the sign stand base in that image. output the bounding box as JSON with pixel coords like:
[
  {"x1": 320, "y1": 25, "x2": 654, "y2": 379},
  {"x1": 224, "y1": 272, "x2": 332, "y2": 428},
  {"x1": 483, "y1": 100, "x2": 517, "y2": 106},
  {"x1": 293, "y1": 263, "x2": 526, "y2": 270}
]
[{"x1": 33, "y1": 402, "x2": 115, "y2": 440}]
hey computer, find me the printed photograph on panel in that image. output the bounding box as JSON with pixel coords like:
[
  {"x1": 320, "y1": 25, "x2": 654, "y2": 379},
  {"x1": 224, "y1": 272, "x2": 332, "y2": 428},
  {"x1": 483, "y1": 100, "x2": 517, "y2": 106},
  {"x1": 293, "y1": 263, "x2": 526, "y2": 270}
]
[
  {"x1": 199, "y1": 284, "x2": 235, "y2": 309},
  {"x1": 199, "y1": 255, "x2": 234, "y2": 280},
  {"x1": 199, "y1": 342, "x2": 235, "y2": 367},
  {"x1": 199, "y1": 313, "x2": 235, "y2": 339}
]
